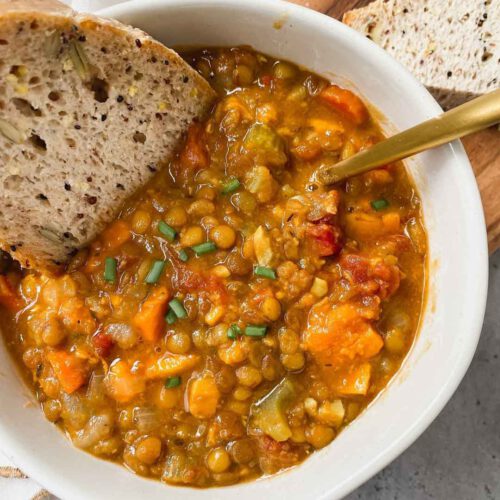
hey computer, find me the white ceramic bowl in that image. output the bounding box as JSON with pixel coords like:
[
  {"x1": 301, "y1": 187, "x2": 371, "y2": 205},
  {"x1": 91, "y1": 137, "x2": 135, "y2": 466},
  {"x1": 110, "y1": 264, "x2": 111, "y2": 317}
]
[{"x1": 0, "y1": 1, "x2": 489, "y2": 498}]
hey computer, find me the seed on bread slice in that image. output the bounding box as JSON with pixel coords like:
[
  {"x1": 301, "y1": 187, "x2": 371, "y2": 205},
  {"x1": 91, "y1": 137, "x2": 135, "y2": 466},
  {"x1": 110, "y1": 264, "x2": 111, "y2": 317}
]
[
  {"x1": 343, "y1": 0, "x2": 499, "y2": 109},
  {"x1": 0, "y1": 0, "x2": 216, "y2": 272}
]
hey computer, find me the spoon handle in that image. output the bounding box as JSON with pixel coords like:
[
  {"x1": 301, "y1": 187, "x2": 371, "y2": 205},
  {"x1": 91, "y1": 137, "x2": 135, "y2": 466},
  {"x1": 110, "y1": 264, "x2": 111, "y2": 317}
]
[{"x1": 316, "y1": 88, "x2": 500, "y2": 185}]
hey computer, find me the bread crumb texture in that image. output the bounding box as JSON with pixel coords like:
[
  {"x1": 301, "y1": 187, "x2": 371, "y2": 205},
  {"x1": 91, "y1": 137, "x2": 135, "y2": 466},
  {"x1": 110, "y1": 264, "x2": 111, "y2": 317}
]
[
  {"x1": 343, "y1": 0, "x2": 499, "y2": 109},
  {"x1": 0, "y1": 0, "x2": 215, "y2": 272}
]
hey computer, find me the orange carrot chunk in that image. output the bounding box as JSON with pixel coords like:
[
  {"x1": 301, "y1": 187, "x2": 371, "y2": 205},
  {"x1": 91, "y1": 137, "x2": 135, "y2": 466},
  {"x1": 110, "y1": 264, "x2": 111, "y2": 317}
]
[
  {"x1": 132, "y1": 286, "x2": 170, "y2": 342},
  {"x1": 46, "y1": 350, "x2": 87, "y2": 394},
  {"x1": 319, "y1": 85, "x2": 368, "y2": 125}
]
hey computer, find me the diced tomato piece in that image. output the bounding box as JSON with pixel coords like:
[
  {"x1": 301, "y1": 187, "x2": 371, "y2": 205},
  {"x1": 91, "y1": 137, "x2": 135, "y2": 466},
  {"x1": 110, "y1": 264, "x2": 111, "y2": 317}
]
[
  {"x1": 319, "y1": 85, "x2": 368, "y2": 125},
  {"x1": 256, "y1": 435, "x2": 300, "y2": 474},
  {"x1": 180, "y1": 123, "x2": 209, "y2": 170},
  {"x1": 340, "y1": 254, "x2": 370, "y2": 283},
  {"x1": 92, "y1": 330, "x2": 114, "y2": 358},
  {"x1": 306, "y1": 223, "x2": 343, "y2": 257},
  {"x1": 340, "y1": 254, "x2": 400, "y2": 300}
]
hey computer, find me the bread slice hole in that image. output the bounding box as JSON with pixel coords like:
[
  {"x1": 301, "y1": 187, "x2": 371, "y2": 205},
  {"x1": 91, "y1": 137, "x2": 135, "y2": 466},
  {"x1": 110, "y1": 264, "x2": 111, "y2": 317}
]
[
  {"x1": 133, "y1": 131, "x2": 146, "y2": 144},
  {"x1": 90, "y1": 77, "x2": 109, "y2": 103},
  {"x1": 29, "y1": 134, "x2": 47, "y2": 151},
  {"x1": 12, "y1": 98, "x2": 37, "y2": 117},
  {"x1": 48, "y1": 91, "x2": 61, "y2": 102},
  {"x1": 66, "y1": 138, "x2": 76, "y2": 148},
  {"x1": 0, "y1": 40, "x2": 8, "y2": 45}
]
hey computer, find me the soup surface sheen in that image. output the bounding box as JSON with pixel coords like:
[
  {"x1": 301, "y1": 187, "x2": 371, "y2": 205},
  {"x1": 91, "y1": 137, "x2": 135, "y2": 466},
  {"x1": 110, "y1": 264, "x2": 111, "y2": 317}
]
[{"x1": 1, "y1": 47, "x2": 426, "y2": 487}]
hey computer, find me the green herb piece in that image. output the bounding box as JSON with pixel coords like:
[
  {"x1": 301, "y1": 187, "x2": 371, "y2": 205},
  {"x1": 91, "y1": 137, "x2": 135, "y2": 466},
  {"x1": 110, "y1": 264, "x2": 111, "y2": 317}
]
[
  {"x1": 178, "y1": 249, "x2": 189, "y2": 262},
  {"x1": 104, "y1": 257, "x2": 117, "y2": 283},
  {"x1": 169, "y1": 298, "x2": 187, "y2": 319},
  {"x1": 165, "y1": 376, "x2": 181, "y2": 388},
  {"x1": 221, "y1": 178, "x2": 241, "y2": 194},
  {"x1": 191, "y1": 241, "x2": 217, "y2": 256},
  {"x1": 227, "y1": 324, "x2": 242, "y2": 340},
  {"x1": 245, "y1": 325, "x2": 268, "y2": 338},
  {"x1": 254, "y1": 266, "x2": 276, "y2": 280},
  {"x1": 166, "y1": 309, "x2": 177, "y2": 325},
  {"x1": 145, "y1": 260, "x2": 166, "y2": 284},
  {"x1": 371, "y1": 198, "x2": 390, "y2": 211},
  {"x1": 158, "y1": 221, "x2": 177, "y2": 242}
]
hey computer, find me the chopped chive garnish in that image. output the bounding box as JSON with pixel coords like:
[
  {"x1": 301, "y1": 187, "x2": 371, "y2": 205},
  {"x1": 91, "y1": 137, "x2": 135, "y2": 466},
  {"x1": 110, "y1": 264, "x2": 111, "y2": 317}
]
[
  {"x1": 221, "y1": 178, "x2": 241, "y2": 194},
  {"x1": 371, "y1": 198, "x2": 389, "y2": 211},
  {"x1": 166, "y1": 309, "x2": 177, "y2": 325},
  {"x1": 227, "y1": 324, "x2": 242, "y2": 340},
  {"x1": 178, "y1": 249, "x2": 189, "y2": 262},
  {"x1": 104, "y1": 257, "x2": 117, "y2": 283},
  {"x1": 254, "y1": 266, "x2": 276, "y2": 280},
  {"x1": 245, "y1": 325, "x2": 268, "y2": 338},
  {"x1": 145, "y1": 260, "x2": 166, "y2": 284},
  {"x1": 158, "y1": 221, "x2": 177, "y2": 242},
  {"x1": 165, "y1": 376, "x2": 181, "y2": 388},
  {"x1": 191, "y1": 241, "x2": 217, "y2": 256},
  {"x1": 169, "y1": 298, "x2": 187, "y2": 319}
]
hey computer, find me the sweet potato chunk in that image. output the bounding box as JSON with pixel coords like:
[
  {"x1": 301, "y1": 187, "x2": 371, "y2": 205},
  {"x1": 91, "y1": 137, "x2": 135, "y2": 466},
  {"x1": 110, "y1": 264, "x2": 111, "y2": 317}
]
[
  {"x1": 330, "y1": 363, "x2": 372, "y2": 396},
  {"x1": 105, "y1": 359, "x2": 145, "y2": 403},
  {"x1": 47, "y1": 350, "x2": 87, "y2": 394},
  {"x1": 303, "y1": 300, "x2": 383, "y2": 368},
  {"x1": 345, "y1": 212, "x2": 400, "y2": 240},
  {"x1": 132, "y1": 286, "x2": 170, "y2": 342},
  {"x1": 188, "y1": 372, "x2": 220, "y2": 419}
]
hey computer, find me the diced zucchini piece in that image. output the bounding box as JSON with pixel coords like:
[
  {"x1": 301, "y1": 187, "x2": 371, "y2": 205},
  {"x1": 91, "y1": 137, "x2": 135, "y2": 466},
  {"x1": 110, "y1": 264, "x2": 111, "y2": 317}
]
[
  {"x1": 249, "y1": 378, "x2": 296, "y2": 442},
  {"x1": 243, "y1": 123, "x2": 287, "y2": 166}
]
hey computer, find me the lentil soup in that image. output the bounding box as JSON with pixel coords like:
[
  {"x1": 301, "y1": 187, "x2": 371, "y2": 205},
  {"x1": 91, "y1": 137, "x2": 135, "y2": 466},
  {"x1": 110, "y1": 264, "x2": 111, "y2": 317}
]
[{"x1": 1, "y1": 47, "x2": 426, "y2": 487}]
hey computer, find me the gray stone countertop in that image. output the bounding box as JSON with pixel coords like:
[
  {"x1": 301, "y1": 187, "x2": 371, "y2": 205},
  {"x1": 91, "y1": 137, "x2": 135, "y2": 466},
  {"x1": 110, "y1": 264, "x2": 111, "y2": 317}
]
[{"x1": 347, "y1": 251, "x2": 500, "y2": 500}]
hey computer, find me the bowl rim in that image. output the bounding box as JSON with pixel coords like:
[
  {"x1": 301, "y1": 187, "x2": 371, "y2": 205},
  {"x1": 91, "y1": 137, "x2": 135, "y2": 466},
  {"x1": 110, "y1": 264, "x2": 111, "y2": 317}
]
[{"x1": 0, "y1": 0, "x2": 488, "y2": 499}]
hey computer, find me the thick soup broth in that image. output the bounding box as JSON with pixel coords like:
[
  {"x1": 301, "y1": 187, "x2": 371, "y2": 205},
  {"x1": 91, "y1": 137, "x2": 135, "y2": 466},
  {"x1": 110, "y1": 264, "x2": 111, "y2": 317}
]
[{"x1": 1, "y1": 47, "x2": 426, "y2": 487}]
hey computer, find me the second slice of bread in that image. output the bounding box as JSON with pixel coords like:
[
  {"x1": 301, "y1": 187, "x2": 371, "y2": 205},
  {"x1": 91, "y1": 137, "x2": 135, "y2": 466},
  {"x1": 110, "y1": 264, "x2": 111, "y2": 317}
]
[{"x1": 343, "y1": 0, "x2": 499, "y2": 109}]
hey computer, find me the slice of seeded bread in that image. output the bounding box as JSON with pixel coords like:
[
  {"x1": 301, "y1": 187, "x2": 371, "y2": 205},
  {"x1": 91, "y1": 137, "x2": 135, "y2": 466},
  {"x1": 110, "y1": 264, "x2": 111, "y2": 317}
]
[
  {"x1": 0, "y1": 0, "x2": 216, "y2": 272},
  {"x1": 343, "y1": 0, "x2": 499, "y2": 109}
]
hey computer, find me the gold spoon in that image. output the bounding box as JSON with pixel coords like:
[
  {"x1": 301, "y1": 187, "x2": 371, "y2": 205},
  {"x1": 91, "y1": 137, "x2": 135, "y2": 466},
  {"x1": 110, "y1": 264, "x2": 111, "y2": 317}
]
[{"x1": 315, "y1": 88, "x2": 500, "y2": 185}]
